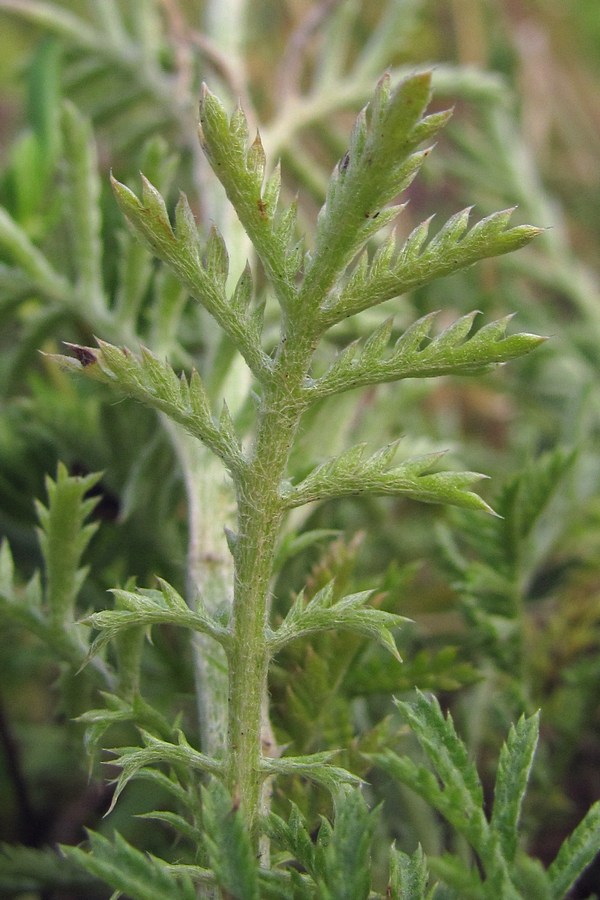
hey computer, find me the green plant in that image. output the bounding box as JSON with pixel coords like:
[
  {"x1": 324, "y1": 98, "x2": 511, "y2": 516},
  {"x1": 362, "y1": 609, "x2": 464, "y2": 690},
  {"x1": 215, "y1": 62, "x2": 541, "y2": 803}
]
[
  {"x1": 1, "y1": 2, "x2": 600, "y2": 898},
  {"x1": 58, "y1": 69, "x2": 544, "y2": 827}
]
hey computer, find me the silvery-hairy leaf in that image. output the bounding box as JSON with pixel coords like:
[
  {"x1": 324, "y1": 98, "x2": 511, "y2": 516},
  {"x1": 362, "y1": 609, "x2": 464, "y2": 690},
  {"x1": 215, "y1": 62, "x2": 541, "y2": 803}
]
[
  {"x1": 283, "y1": 442, "x2": 496, "y2": 514},
  {"x1": 270, "y1": 579, "x2": 407, "y2": 660}
]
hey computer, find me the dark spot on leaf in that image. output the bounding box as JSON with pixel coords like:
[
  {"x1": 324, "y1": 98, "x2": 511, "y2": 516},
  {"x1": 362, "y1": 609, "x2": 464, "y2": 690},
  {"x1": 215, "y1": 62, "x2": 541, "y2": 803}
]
[
  {"x1": 69, "y1": 345, "x2": 97, "y2": 367},
  {"x1": 340, "y1": 152, "x2": 350, "y2": 173},
  {"x1": 257, "y1": 198, "x2": 268, "y2": 218}
]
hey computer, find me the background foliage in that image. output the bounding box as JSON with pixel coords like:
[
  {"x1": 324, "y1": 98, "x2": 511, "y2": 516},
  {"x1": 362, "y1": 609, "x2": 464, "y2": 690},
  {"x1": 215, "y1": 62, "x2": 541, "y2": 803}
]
[{"x1": 0, "y1": 1, "x2": 599, "y2": 898}]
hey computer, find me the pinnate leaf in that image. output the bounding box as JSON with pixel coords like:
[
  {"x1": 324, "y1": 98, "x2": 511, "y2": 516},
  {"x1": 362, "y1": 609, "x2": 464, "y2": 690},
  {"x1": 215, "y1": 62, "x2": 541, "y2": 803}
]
[
  {"x1": 371, "y1": 695, "x2": 574, "y2": 897},
  {"x1": 283, "y1": 442, "x2": 495, "y2": 514},
  {"x1": 324, "y1": 206, "x2": 542, "y2": 326},
  {"x1": 106, "y1": 730, "x2": 221, "y2": 814},
  {"x1": 491, "y1": 713, "x2": 540, "y2": 862},
  {"x1": 388, "y1": 844, "x2": 429, "y2": 899},
  {"x1": 201, "y1": 779, "x2": 260, "y2": 900},
  {"x1": 52, "y1": 341, "x2": 243, "y2": 473},
  {"x1": 270, "y1": 579, "x2": 407, "y2": 660},
  {"x1": 111, "y1": 175, "x2": 267, "y2": 374},
  {"x1": 265, "y1": 803, "x2": 317, "y2": 879},
  {"x1": 303, "y1": 72, "x2": 449, "y2": 306},
  {"x1": 262, "y1": 751, "x2": 362, "y2": 792},
  {"x1": 547, "y1": 801, "x2": 600, "y2": 899},
  {"x1": 199, "y1": 86, "x2": 301, "y2": 306},
  {"x1": 312, "y1": 310, "x2": 544, "y2": 397},
  {"x1": 394, "y1": 692, "x2": 484, "y2": 814},
  {"x1": 81, "y1": 581, "x2": 229, "y2": 663},
  {"x1": 63, "y1": 830, "x2": 199, "y2": 900},
  {"x1": 35, "y1": 462, "x2": 101, "y2": 626},
  {"x1": 316, "y1": 789, "x2": 378, "y2": 900}
]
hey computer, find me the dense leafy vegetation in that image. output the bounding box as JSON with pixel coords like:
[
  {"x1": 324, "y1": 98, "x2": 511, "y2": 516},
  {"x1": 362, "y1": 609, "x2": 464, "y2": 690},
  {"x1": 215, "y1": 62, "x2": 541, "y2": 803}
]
[{"x1": 0, "y1": 2, "x2": 599, "y2": 898}]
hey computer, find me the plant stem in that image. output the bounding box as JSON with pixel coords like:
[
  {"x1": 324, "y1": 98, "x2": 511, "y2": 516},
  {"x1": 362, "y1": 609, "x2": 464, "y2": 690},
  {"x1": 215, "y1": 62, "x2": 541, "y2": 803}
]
[
  {"x1": 165, "y1": 420, "x2": 234, "y2": 757},
  {"x1": 225, "y1": 335, "x2": 313, "y2": 842},
  {"x1": 226, "y1": 436, "x2": 289, "y2": 839},
  {"x1": 226, "y1": 488, "x2": 281, "y2": 842},
  {"x1": 163, "y1": 0, "x2": 254, "y2": 774}
]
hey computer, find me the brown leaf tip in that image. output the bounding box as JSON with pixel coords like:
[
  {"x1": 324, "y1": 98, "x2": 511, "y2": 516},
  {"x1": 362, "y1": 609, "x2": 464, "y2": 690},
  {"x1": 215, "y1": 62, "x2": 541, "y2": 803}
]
[{"x1": 64, "y1": 343, "x2": 98, "y2": 367}]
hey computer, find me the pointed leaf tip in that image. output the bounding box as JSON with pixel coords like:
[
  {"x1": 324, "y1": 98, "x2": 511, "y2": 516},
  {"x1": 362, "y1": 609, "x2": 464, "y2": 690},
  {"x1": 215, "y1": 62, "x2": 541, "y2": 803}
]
[{"x1": 110, "y1": 175, "x2": 142, "y2": 210}]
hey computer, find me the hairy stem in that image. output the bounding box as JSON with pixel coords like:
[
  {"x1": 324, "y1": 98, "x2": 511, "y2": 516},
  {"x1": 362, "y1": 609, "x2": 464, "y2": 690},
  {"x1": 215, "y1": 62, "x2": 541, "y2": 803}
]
[
  {"x1": 226, "y1": 335, "x2": 313, "y2": 843},
  {"x1": 165, "y1": 420, "x2": 233, "y2": 757}
]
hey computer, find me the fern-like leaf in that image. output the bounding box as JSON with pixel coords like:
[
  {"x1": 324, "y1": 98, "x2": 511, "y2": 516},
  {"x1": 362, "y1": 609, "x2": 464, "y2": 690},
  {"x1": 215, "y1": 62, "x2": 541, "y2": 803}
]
[
  {"x1": 388, "y1": 844, "x2": 429, "y2": 900},
  {"x1": 282, "y1": 442, "x2": 495, "y2": 514},
  {"x1": 81, "y1": 581, "x2": 229, "y2": 662},
  {"x1": 269, "y1": 579, "x2": 408, "y2": 660},
  {"x1": 51, "y1": 340, "x2": 244, "y2": 474},
  {"x1": 547, "y1": 800, "x2": 600, "y2": 899},
  {"x1": 371, "y1": 695, "x2": 553, "y2": 897},
  {"x1": 111, "y1": 175, "x2": 269, "y2": 376},
  {"x1": 311, "y1": 311, "x2": 544, "y2": 397},
  {"x1": 106, "y1": 730, "x2": 222, "y2": 814},
  {"x1": 199, "y1": 87, "x2": 301, "y2": 308},
  {"x1": 63, "y1": 830, "x2": 201, "y2": 900},
  {"x1": 34, "y1": 462, "x2": 101, "y2": 626},
  {"x1": 322, "y1": 207, "x2": 542, "y2": 327},
  {"x1": 316, "y1": 789, "x2": 378, "y2": 900},
  {"x1": 302, "y1": 72, "x2": 450, "y2": 309},
  {"x1": 0, "y1": 843, "x2": 99, "y2": 894},
  {"x1": 201, "y1": 778, "x2": 260, "y2": 900},
  {"x1": 76, "y1": 691, "x2": 175, "y2": 760},
  {"x1": 372, "y1": 695, "x2": 502, "y2": 887},
  {"x1": 265, "y1": 803, "x2": 318, "y2": 879},
  {"x1": 262, "y1": 751, "x2": 362, "y2": 792},
  {"x1": 491, "y1": 713, "x2": 540, "y2": 862}
]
